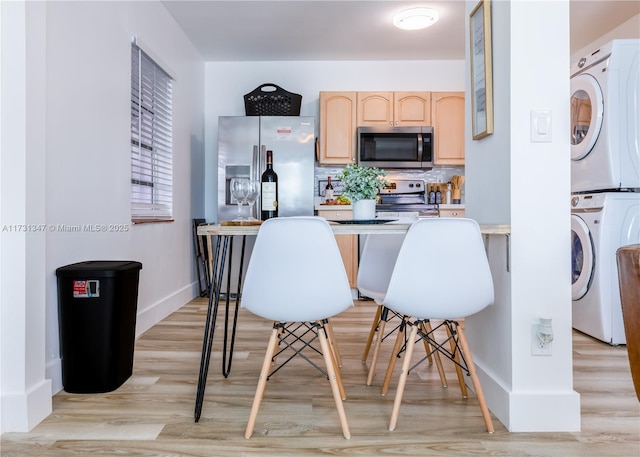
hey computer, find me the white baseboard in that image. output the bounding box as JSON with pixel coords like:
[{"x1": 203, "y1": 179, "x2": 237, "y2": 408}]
[
  {"x1": 475, "y1": 362, "x2": 581, "y2": 432},
  {"x1": 135, "y1": 282, "x2": 199, "y2": 337},
  {"x1": 0, "y1": 378, "x2": 52, "y2": 433}
]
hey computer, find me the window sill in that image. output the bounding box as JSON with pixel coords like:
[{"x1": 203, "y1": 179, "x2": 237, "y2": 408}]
[{"x1": 132, "y1": 219, "x2": 175, "y2": 225}]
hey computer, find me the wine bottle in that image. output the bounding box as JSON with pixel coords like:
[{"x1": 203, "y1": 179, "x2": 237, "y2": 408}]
[
  {"x1": 261, "y1": 150, "x2": 278, "y2": 220},
  {"x1": 435, "y1": 183, "x2": 442, "y2": 204},
  {"x1": 325, "y1": 176, "x2": 334, "y2": 202},
  {"x1": 428, "y1": 183, "x2": 436, "y2": 205}
]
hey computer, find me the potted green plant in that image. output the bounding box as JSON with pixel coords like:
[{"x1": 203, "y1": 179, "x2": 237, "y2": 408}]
[{"x1": 337, "y1": 164, "x2": 388, "y2": 220}]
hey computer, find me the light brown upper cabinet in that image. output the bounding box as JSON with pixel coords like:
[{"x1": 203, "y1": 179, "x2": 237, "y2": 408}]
[
  {"x1": 319, "y1": 92, "x2": 357, "y2": 165},
  {"x1": 357, "y1": 92, "x2": 431, "y2": 127},
  {"x1": 319, "y1": 90, "x2": 462, "y2": 165},
  {"x1": 431, "y1": 92, "x2": 465, "y2": 165}
]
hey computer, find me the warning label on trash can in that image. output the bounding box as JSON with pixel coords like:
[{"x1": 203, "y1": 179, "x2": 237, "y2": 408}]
[{"x1": 73, "y1": 280, "x2": 100, "y2": 298}]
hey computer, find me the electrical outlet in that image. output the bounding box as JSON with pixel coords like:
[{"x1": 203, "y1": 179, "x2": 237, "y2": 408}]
[{"x1": 531, "y1": 324, "x2": 552, "y2": 356}]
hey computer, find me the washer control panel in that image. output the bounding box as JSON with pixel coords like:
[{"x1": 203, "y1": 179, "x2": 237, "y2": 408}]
[{"x1": 571, "y1": 193, "x2": 605, "y2": 210}]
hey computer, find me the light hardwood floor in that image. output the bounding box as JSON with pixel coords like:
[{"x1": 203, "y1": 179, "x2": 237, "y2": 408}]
[{"x1": 2, "y1": 298, "x2": 639, "y2": 456}]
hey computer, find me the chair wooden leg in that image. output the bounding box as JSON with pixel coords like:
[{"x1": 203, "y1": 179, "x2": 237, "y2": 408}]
[
  {"x1": 381, "y1": 319, "x2": 407, "y2": 396},
  {"x1": 366, "y1": 318, "x2": 387, "y2": 385},
  {"x1": 389, "y1": 323, "x2": 419, "y2": 431},
  {"x1": 245, "y1": 327, "x2": 279, "y2": 439},
  {"x1": 421, "y1": 323, "x2": 434, "y2": 365},
  {"x1": 362, "y1": 305, "x2": 382, "y2": 363},
  {"x1": 318, "y1": 324, "x2": 351, "y2": 439},
  {"x1": 421, "y1": 321, "x2": 448, "y2": 388},
  {"x1": 325, "y1": 318, "x2": 343, "y2": 368},
  {"x1": 322, "y1": 321, "x2": 347, "y2": 400},
  {"x1": 456, "y1": 321, "x2": 494, "y2": 433},
  {"x1": 447, "y1": 321, "x2": 468, "y2": 398},
  {"x1": 270, "y1": 325, "x2": 285, "y2": 366}
]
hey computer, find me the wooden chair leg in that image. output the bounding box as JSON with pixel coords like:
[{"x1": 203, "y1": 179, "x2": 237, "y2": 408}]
[
  {"x1": 381, "y1": 319, "x2": 407, "y2": 396},
  {"x1": 362, "y1": 305, "x2": 382, "y2": 363},
  {"x1": 318, "y1": 324, "x2": 351, "y2": 439},
  {"x1": 325, "y1": 318, "x2": 343, "y2": 367},
  {"x1": 270, "y1": 325, "x2": 285, "y2": 366},
  {"x1": 447, "y1": 321, "x2": 468, "y2": 398},
  {"x1": 321, "y1": 321, "x2": 347, "y2": 400},
  {"x1": 366, "y1": 318, "x2": 387, "y2": 386},
  {"x1": 456, "y1": 321, "x2": 494, "y2": 433},
  {"x1": 389, "y1": 323, "x2": 419, "y2": 431},
  {"x1": 245, "y1": 327, "x2": 279, "y2": 439},
  {"x1": 421, "y1": 320, "x2": 448, "y2": 388}
]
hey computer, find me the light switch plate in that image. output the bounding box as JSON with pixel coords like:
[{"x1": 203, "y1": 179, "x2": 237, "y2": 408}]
[{"x1": 531, "y1": 110, "x2": 552, "y2": 143}]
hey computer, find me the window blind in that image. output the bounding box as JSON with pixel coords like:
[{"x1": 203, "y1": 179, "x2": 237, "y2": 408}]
[{"x1": 131, "y1": 43, "x2": 173, "y2": 221}]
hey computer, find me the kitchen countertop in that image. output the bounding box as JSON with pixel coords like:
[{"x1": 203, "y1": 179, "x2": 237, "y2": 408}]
[{"x1": 198, "y1": 222, "x2": 511, "y2": 237}]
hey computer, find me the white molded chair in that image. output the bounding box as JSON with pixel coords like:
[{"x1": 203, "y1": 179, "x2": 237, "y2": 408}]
[
  {"x1": 382, "y1": 218, "x2": 495, "y2": 433},
  {"x1": 358, "y1": 233, "x2": 448, "y2": 389},
  {"x1": 241, "y1": 217, "x2": 354, "y2": 439}
]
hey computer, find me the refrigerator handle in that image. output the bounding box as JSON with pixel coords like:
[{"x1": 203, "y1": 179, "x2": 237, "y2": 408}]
[
  {"x1": 260, "y1": 145, "x2": 267, "y2": 175},
  {"x1": 252, "y1": 145, "x2": 260, "y2": 182}
]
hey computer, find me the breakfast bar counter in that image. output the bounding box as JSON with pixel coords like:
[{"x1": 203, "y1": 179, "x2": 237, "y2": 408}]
[{"x1": 193, "y1": 220, "x2": 510, "y2": 421}]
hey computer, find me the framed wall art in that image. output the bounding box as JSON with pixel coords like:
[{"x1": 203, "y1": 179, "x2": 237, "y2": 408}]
[{"x1": 469, "y1": 0, "x2": 494, "y2": 140}]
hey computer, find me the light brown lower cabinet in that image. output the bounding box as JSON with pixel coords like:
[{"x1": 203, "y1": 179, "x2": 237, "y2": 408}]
[
  {"x1": 439, "y1": 209, "x2": 465, "y2": 218},
  {"x1": 317, "y1": 209, "x2": 358, "y2": 287}
]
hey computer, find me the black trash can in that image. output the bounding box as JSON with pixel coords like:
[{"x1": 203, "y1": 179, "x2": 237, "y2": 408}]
[{"x1": 56, "y1": 260, "x2": 142, "y2": 393}]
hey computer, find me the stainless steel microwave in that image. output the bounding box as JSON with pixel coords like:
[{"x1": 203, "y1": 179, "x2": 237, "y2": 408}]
[{"x1": 357, "y1": 126, "x2": 433, "y2": 169}]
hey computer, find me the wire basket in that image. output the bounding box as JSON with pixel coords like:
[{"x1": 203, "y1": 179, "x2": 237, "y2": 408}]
[{"x1": 244, "y1": 83, "x2": 302, "y2": 116}]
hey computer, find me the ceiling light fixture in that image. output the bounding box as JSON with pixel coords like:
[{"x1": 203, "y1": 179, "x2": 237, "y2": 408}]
[{"x1": 393, "y1": 7, "x2": 439, "y2": 31}]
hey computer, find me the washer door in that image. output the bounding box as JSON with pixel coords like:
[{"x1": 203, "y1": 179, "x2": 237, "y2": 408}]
[
  {"x1": 571, "y1": 214, "x2": 595, "y2": 300},
  {"x1": 570, "y1": 73, "x2": 604, "y2": 161}
]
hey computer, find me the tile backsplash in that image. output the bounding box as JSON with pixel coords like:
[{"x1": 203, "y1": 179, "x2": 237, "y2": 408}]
[{"x1": 315, "y1": 165, "x2": 465, "y2": 200}]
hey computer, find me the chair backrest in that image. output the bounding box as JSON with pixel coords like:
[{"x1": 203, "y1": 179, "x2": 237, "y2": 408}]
[
  {"x1": 357, "y1": 234, "x2": 406, "y2": 303},
  {"x1": 241, "y1": 217, "x2": 354, "y2": 322},
  {"x1": 383, "y1": 218, "x2": 494, "y2": 319}
]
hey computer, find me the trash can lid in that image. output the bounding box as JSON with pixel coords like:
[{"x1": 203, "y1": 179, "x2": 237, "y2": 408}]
[{"x1": 56, "y1": 261, "x2": 142, "y2": 278}]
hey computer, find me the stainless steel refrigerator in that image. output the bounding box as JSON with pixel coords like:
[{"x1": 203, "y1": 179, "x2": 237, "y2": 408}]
[{"x1": 217, "y1": 116, "x2": 316, "y2": 222}]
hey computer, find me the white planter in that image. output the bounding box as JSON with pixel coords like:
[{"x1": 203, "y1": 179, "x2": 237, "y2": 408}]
[{"x1": 352, "y1": 199, "x2": 376, "y2": 220}]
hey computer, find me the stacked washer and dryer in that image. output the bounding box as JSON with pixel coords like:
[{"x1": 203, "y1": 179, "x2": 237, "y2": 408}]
[{"x1": 570, "y1": 39, "x2": 640, "y2": 345}]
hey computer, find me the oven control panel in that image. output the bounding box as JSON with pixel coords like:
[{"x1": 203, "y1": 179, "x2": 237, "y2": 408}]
[{"x1": 380, "y1": 179, "x2": 425, "y2": 194}]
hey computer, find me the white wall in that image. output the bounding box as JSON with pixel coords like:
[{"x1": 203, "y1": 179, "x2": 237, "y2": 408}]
[
  {"x1": 203, "y1": 60, "x2": 465, "y2": 220},
  {"x1": 465, "y1": 0, "x2": 580, "y2": 431},
  {"x1": 0, "y1": 0, "x2": 51, "y2": 433},
  {"x1": 0, "y1": 0, "x2": 205, "y2": 433}
]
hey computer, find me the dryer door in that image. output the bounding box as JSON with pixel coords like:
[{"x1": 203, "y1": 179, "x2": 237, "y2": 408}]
[
  {"x1": 570, "y1": 73, "x2": 604, "y2": 161},
  {"x1": 571, "y1": 214, "x2": 595, "y2": 300}
]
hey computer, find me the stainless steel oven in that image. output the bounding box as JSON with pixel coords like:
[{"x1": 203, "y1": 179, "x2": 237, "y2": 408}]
[
  {"x1": 375, "y1": 179, "x2": 438, "y2": 218},
  {"x1": 358, "y1": 126, "x2": 433, "y2": 169}
]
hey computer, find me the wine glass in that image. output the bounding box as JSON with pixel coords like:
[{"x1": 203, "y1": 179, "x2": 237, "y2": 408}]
[
  {"x1": 230, "y1": 178, "x2": 249, "y2": 220},
  {"x1": 245, "y1": 180, "x2": 260, "y2": 221}
]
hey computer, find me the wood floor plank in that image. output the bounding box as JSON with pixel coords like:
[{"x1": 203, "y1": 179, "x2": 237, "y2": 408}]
[{"x1": 2, "y1": 298, "x2": 639, "y2": 456}]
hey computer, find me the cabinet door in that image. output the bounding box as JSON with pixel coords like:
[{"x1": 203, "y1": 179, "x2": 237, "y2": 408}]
[
  {"x1": 317, "y1": 209, "x2": 358, "y2": 287},
  {"x1": 319, "y1": 92, "x2": 357, "y2": 165},
  {"x1": 394, "y1": 92, "x2": 431, "y2": 126},
  {"x1": 432, "y1": 92, "x2": 465, "y2": 165},
  {"x1": 357, "y1": 92, "x2": 393, "y2": 126},
  {"x1": 335, "y1": 234, "x2": 358, "y2": 288}
]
